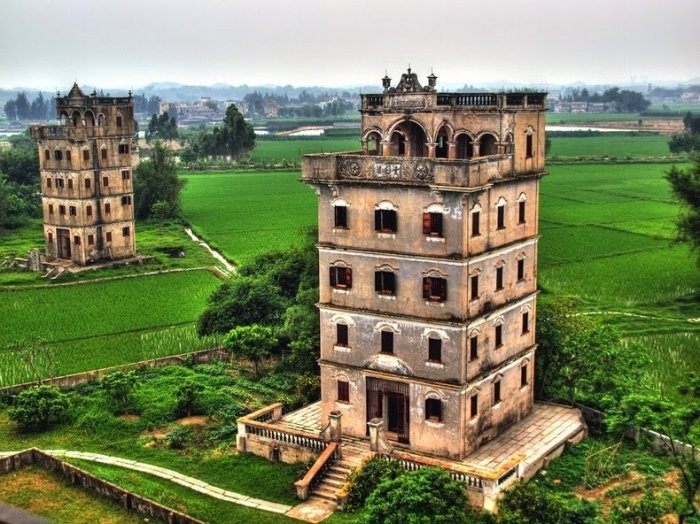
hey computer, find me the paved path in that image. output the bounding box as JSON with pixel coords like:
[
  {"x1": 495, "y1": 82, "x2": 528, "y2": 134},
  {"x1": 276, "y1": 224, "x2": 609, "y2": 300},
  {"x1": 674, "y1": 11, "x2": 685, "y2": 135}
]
[{"x1": 40, "y1": 450, "x2": 293, "y2": 516}]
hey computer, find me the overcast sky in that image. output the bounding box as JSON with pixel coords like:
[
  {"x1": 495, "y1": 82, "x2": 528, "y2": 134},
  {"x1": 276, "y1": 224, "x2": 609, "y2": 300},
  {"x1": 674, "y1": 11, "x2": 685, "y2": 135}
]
[{"x1": 1, "y1": 0, "x2": 698, "y2": 91}]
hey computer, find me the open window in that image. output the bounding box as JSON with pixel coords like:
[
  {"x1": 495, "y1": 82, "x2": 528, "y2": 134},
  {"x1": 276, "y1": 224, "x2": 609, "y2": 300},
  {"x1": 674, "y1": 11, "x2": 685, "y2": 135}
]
[
  {"x1": 375, "y1": 208, "x2": 397, "y2": 233},
  {"x1": 330, "y1": 265, "x2": 352, "y2": 289},
  {"x1": 425, "y1": 397, "x2": 442, "y2": 422},
  {"x1": 375, "y1": 269, "x2": 396, "y2": 295},
  {"x1": 423, "y1": 276, "x2": 447, "y2": 302},
  {"x1": 423, "y1": 212, "x2": 443, "y2": 237}
]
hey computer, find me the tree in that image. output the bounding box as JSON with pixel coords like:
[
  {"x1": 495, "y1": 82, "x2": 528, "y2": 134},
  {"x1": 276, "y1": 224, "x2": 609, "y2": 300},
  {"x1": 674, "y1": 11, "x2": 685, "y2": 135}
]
[
  {"x1": 133, "y1": 141, "x2": 185, "y2": 220},
  {"x1": 363, "y1": 467, "x2": 468, "y2": 524},
  {"x1": 8, "y1": 385, "x2": 71, "y2": 432},
  {"x1": 668, "y1": 113, "x2": 700, "y2": 154},
  {"x1": 197, "y1": 275, "x2": 286, "y2": 336},
  {"x1": 223, "y1": 324, "x2": 277, "y2": 377},
  {"x1": 217, "y1": 104, "x2": 256, "y2": 159},
  {"x1": 606, "y1": 375, "x2": 700, "y2": 523},
  {"x1": 175, "y1": 380, "x2": 205, "y2": 417},
  {"x1": 535, "y1": 298, "x2": 647, "y2": 409},
  {"x1": 665, "y1": 157, "x2": 700, "y2": 258},
  {"x1": 98, "y1": 371, "x2": 137, "y2": 415},
  {"x1": 146, "y1": 111, "x2": 179, "y2": 143}
]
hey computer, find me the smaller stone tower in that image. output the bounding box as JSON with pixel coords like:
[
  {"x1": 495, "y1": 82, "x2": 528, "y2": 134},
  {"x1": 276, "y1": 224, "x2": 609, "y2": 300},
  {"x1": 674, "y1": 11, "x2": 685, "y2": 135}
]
[{"x1": 30, "y1": 84, "x2": 137, "y2": 265}]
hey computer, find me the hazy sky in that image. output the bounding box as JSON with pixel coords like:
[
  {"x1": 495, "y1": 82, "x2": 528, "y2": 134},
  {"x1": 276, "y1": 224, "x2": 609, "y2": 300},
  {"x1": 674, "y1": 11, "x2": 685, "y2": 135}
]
[{"x1": 1, "y1": 0, "x2": 698, "y2": 91}]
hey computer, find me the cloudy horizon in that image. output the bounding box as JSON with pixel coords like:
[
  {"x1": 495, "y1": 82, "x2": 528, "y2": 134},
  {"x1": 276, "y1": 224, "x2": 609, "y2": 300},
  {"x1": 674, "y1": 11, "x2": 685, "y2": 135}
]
[{"x1": 1, "y1": 0, "x2": 698, "y2": 92}]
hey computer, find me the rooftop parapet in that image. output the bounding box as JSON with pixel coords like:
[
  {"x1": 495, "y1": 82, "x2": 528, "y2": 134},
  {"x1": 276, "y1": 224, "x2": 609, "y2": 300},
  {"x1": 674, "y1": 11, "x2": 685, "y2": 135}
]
[{"x1": 361, "y1": 92, "x2": 546, "y2": 113}]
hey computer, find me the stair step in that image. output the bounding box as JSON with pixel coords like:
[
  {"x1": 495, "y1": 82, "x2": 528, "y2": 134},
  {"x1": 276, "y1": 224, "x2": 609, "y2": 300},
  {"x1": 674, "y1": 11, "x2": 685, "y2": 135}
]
[
  {"x1": 325, "y1": 471, "x2": 348, "y2": 482},
  {"x1": 312, "y1": 486, "x2": 338, "y2": 501},
  {"x1": 321, "y1": 477, "x2": 345, "y2": 488}
]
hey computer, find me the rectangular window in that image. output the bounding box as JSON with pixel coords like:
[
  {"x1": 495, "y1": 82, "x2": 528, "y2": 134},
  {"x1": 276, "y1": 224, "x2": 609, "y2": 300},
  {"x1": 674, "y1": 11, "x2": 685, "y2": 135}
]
[
  {"x1": 67, "y1": 179, "x2": 73, "y2": 190},
  {"x1": 422, "y1": 276, "x2": 447, "y2": 302},
  {"x1": 425, "y1": 398, "x2": 442, "y2": 422},
  {"x1": 518, "y1": 201, "x2": 526, "y2": 224},
  {"x1": 65, "y1": 150, "x2": 71, "y2": 164},
  {"x1": 428, "y1": 337, "x2": 442, "y2": 362},
  {"x1": 521, "y1": 365, "x2": 528, "y2": 387},
  {"x1": 69, "y1": 206, "x2": 76, "y2": 217},
  {"x1": 122, "y1": 226, "x2": 130, "y2": 237},
  {"x1": 517, "y1": 259, "x2": 525, "y2": 281},
  {"x1": 381, "y1": 330, "x2": 394, "y2": 354},
  {"x1": 374, "y1": 270, "x2": 396, "y2": 295},
  {"x1": 103, "y1": 176, "x2": 110, "y2": 187},
  {"x1": 522, "y1": 312, "x2": 529, "y2": 334},
  {"x1": 82, "y1": 149, "x2": 90, "y2": 161},
  {"x1": 496, "y1": 266, "x2": 504, "y2": 291},
  {"x1": 121, "y1": 170, "x2": 130, "y2": 181},
  {"x1": 374, "y1": 209, "x2": 397, "y2": 233},
  {"x1": 494, "y1": 381, "x2": 502, "y2": 404},
  {"x1": 101, "y1": 148, "x2": 107, "y2": 160},
  {"x1": 470, "y1": 275, "x2": 479, "y2": 301},
  {"x1": 526, "y1": 134, "x2": 533, "y2": 158},
  {"x1": 73, "y1": 235, "x2": 81, "y2": 245},
  {"x1": 336, "y1": 324, "x2": 348, "y2": 347},
  {"x1": 329, "y1": 266, "x2": 352, "y2": 289},
  {"x1": 495, "y1": 325, "x2": 503, "y2": 348},
  {"x1": 121, "y1": 195, "x2": 132, "y2": 206},
  {"x1": 48, "y1": 232, "x2": 53, "y2": 243},
  {"x1": 470, "y1": 395, "x2": 478, "y2": 418},
  {"x1": 422, "y1": 212, "x2": 443, "y2": 237},
  {"x1": 88, "y1": 234, "x2": 94, "y2": 246},
  {"x1": 337, "y1": 381, "x2": 349, "y2": 403},
  {"x1": 54, "y1": 150, "x2": 62, "y2": 161},
  {"x1": 334, "y1": 206, "x2": 347, "y2": 228},
  {"x1": 85, "y1": 178, "x2": 91, "y2": 189},
  {"x1": 471, "y1": 211, "x2": 480, "y2": 237},
  {"x1": 59, "y1": 205, "x2": 66, "y2": 215},
  {"x1": 470, "y1": 335, "x2": 478, "y2": 360},
  {"x1": 46, "y1": 178, "x2": 52, "y2": 189},
  {"x1": 44, "y1": 150, "x2": 50, "y2": 162},
  {"x1": 104, "y1": 202, "x2": 111, "y2": 214},
  {"x1": 48, "y1": 204, "x2": 54, "y2": 215},
  {"x1": 106, "y1": 231, "x2": 112, "y2": 242},
  {"x1": 118, "y1": 144, "x2": 130, "y2": 154},
  {"x1": 497, "y1": 205, "x2": 505, "y2": 230},
  {"x1": 86, "y1": 205, "x2": 92, "y2": 217},
  {"x1": 116, "y1": 115, "x2": 123, "y2": 127},
  {"x1": 56, "y1": 178, "x2": 64, "y2": 189}
]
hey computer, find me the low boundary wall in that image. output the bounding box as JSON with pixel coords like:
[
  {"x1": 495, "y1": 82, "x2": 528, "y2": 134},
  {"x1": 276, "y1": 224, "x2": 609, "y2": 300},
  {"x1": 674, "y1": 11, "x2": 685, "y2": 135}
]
[{"x1": 0, "y1": 449, "x2": 203, "y2": 524}]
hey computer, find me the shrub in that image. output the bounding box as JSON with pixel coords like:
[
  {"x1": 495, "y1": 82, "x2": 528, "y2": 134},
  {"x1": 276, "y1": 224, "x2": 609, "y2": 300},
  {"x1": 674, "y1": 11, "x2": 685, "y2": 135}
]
[
  {"x1": 165, "y1": 425, "x2": 195, "y2": 449},
  {"x1": 98, "y1": 371, "x2": 137, "y2": 415},
  {"x1": 345, "y1": 458, "x2": 405, "y2": 511},
  {"x1": 8, "y1": 385, "x2": 71, "y2": 432},
  {"x1": 362, "y1": 467, "x2": 468, "y2": 524},
  {"x1": 498, "y1": 481, "x2": 598, "y2": 524},
  {"x1": 609, "y1": 490, "x2": 672, "y2": 524},
  {"x1": 175, "y1": 380, "x2": 205, "y2": 418}
]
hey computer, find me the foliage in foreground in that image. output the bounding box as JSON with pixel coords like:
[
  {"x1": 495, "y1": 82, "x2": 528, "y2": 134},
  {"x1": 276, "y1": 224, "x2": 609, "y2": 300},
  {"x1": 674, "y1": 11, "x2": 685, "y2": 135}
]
[
  {"x1": 362, "y1": 467, "x2": 468, "y2": 524},
  {"x1": 134, "y1": 141, "x2": 186, "y2": 220},
  {"x1": 665, "y1": 155, "x2": 700, "y2": 260},
  {"x1": 497, "y1": 481, "x2": 597, "y2": 524}
]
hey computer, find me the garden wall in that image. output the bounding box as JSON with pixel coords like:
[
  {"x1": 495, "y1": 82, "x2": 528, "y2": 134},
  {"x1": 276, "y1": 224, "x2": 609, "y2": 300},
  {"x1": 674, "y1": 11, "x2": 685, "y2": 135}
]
[{"x1": 0, "y1": 449, "x2": 203, "y2": 524}]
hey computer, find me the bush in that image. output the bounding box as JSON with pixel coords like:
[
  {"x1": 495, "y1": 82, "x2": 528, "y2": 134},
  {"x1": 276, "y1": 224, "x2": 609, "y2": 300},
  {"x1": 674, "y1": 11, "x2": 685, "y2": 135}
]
[
  {"x1": 164, "y1": 425, "x2": 195, "y2": 449},
  {"x1": 98, "y1": 371, "x2": 137, "y2": 415},
  {"x1": 8, "y1": 385, "x2": 71, "y2": 432},
  {"x1": 175, "y1": 380, "x2": 205, "y2": 418},
  {"x1": 345, "y1": 458, "x2": 405, "y2": 511},
  {"x1": 498, "y1": 481, "x2": 598, "y2": 524},
  {"x1": 609, "y1": 490, "x2": 672, "y2": 524},
  {"x1": 362, "y1": 467, "x2": 468, "y2": 524}
]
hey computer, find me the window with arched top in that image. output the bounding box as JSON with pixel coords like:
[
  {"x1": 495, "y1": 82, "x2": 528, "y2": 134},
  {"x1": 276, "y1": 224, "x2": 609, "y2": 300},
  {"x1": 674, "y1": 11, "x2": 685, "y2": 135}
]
[
  {"x1": 331, "y1": 198, "x2": 349, "y2": 229},
  {"x1": 97, "y1": 114, "x2": 105, "y2": 127},
  {"x1": 72, "y1": 111, "x2": 81, "y2": 127},
  {"x1": 423, "y1": 270, "x2": 448, "y2": 302},
  {"x1": 518, "y1": 193, "x2": 527, "y2": 224},
  {"x1": 366, "y1": 131, "x2": 381, "y2": 155},
  {"x1": 455, "y1": 133, "x2": 474, "y2": 159},
  {"x1": 471, "y1": 202, "x2": 482, "y2": 237},
  {"x1": 496, "y1": 197, "x2": 507, "y2": 230},
  {"x1": 84, "y1": 111, "x2": 95, "y2": 127},
  {"x1": 479, "y1": 133, "x2": 498, "y2": 156},
  {"x1": 423, "y1": 203, "x2": 444, "y2": 237},
  {"x1": 329, "y1": 263, "x2": 352, "y2": 289},
  {"x1": 375, "y1": 201, "x2": 398, "y2": 233},
  {"x1": 116, "y1": 114, "x2": 123, "y2": 127},
  {"x1": 425, "y1": 394, "x2": 443, "y2": 422}
]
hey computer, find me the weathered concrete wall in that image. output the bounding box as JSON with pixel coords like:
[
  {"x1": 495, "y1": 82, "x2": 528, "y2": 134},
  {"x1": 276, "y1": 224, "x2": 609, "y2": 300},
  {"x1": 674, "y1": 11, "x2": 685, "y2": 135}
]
[
  {"x1": 243, "y1": 435, "x2": 319, "y2": 464},
  {"x1": 0, "y1": 449, "x2": 203, "y2": 524}
]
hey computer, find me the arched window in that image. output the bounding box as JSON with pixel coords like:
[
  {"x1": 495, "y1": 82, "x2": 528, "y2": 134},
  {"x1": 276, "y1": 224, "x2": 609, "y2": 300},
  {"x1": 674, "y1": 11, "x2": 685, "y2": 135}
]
[
  {"x1": 423, "y1": 270, "x2": 448, "y2": 302},
  {"x1": 366, "y1": 131, "x2": 381, "y2": 155},
  {"x1": 496, "y1": 197, "x2": 507, "y2": 230},
  {"x1": 518, "y1": 193, "x2": 527, "y2": 224},
  {"x1": 424, "y1": 392, "x2": 443, "y2": 422},
  {"x1": 375, "y1": 266, "x2": 396, "y2": 296},
  {"x1": 479, "y1": 133, "x2": 498, "y2": 156},
  {"x1": 455, "y1": 133, "x2": 474, "y2": 159},
  {"x1": 116, "y1": 114, "x2": 123, "y2": 127},
  {"x1": 422, "y1": 203, "x2": 444, "y2": 237},
  {"x1": 375, "y1": 201, "x2": 398, "y2": 233},
  {"x1": 471, "y1": 202, "x2": 482, "y2": 237},
  {"x1": 97, "y1": 114, "x2": 105, "y2": 127},
  {"x1": 84, "y1": 111, "x2": 95, "y2": 127},
  {"x1": 72, "y1": 111, "x2": 81, "y2": 127},
  {"x1": 329, "y1": 263, "x2": 352, "y2": 289}
]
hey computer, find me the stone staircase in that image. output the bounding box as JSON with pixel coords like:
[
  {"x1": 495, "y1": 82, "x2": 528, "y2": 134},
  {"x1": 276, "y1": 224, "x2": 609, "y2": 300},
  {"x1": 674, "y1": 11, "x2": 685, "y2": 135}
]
[{"x1": 309, "y1": 438, "x2": 371, "y2": 505}]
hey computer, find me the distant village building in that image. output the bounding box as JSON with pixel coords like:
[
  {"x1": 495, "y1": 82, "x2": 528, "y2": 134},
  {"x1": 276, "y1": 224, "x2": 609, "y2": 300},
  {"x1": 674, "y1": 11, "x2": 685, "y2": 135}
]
[
  {"x1": 30, "y1": 84, "x2": 137, "y2": 265},
  {"x1": 265, "y1": 98, "x2": 279, "y2": 118}
]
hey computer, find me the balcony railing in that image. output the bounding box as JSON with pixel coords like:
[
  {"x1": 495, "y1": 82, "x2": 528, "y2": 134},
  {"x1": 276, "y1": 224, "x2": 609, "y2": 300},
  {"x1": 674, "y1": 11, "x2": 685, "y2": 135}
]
[
  {"x1": 302, "y1": 153, "x2": 515, "y2": 188},
  {"x1": 362, "y1": 92, "x2": 545, "y2": 112}
]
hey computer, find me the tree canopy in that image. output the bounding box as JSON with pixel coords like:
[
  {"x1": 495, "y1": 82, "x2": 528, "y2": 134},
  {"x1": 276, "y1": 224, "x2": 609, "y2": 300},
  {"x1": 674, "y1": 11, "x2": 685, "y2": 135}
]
[
  {"x1": 223, "y1": 324, "x2": 277, "y2": 377},
  {"x1": 146, "y1": 111, "x2": 178, "y2": 142},
  {"x1": 183, "y1": 104, "x2": 255, "y2": 160},
  {"x1": 669, "y1": 113, "x2": 700, "y2": 154},
  {"x1": 665, "y1": 156, "x2": 700, "y2": 258},
  {"x1": 133, "y1": 141, "x2": 186, "y2": 220}
]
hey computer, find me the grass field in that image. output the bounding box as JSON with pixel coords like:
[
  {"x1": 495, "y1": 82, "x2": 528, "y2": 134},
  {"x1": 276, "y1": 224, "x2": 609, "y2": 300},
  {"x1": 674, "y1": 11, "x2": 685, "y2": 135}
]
[
  {"x1": 249, "y1": 138, "x2": 360, "y2": 164},
  {"x1": 181, "y1": 171, "x2": 317, "y2": 265},
  {"x1": 547, "y1": 133, "x2": 672, "y2": 158},
  {"x1": 0, "y1": 270, "x2": 222, "y2": 386},
  {"x1": 546, "y1": 112, "x2": 667, "y2": 124}
]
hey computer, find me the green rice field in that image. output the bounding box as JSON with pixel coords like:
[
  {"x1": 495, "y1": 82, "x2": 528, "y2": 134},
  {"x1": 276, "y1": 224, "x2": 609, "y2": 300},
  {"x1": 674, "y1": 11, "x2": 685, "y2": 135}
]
[
  {"x1": 181, "y1": 171, "x2": 317, "y2": 265},
  {"x1": 0, "y1": 270, "x2": 222, "y2": 386},
  {"x1": 547, "y1": 133, "x2": 672, "y2": 158},
  {"x1": 249, "y1": 138, "x2": 359, "y2": 164}
]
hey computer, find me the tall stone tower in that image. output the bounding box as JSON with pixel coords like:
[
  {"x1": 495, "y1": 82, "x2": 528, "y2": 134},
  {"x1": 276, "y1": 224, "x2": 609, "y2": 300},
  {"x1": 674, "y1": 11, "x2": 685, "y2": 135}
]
[
  {"x1": 30, "y1": 84, "x2": 137, "y2": 265},
  {"x1": 302, "y1": 69, "x2": 546, "y2": 460}
]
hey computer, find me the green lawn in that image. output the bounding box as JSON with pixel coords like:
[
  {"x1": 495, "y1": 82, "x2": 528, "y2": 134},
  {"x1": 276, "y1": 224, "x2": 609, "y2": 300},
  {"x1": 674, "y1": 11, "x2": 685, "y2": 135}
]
[{"x1": 181, "y1": 171, "x2": 317, "y2": 265}]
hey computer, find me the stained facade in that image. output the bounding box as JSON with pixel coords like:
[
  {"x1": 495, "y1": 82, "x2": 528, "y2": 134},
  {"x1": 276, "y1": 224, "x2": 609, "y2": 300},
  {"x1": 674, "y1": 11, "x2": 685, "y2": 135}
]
[
  {"x1": 302, "y1": 69, "x2": 547, "y2": 460},
  {"x1": 30, "y1": 84, "x2": 137, "y2": 265}
]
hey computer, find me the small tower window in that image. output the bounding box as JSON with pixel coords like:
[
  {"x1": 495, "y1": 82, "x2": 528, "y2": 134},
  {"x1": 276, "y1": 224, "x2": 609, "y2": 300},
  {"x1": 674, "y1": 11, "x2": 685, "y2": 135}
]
[
  {"x1": 375, "y1": 270, "x2": 396, "y2": 295},
  {"x1": 83, "y1": 149, "x2": 90, "y2": 161},
  {"x1": 101, "y1": 148, "x2": 108, "y2": 161},
  {"x1": 521, "y1": 364, "x2": 529, "y2": 387},
  {"x1": 471, "y1": 210, "x2": 480, "y2": 237},
  {"x1": 380, "y1": 330, "x2": 394, "y2": 354},
  {"x1": 519, "y1": 200, "x2": 526, "y2": 224},
  {"x1": 470, "y1": 274, "x2": 479, "y2": 301},
  {"x1": 526, "y1": 134, "x2": 533, "y2": 158},
  {"x1": 375, "y1": 209, "x2": 397, "y2": 233},
  {"x1": 522, "y1": 312, "x2": 530, "y2": 334},
  {"x1": 517, "y1": 258, "x2": 525, "y2": 281},
  {"x1": 337, "y1": 380, "x2": 349, "y2": 403},
  {"x1": 334, "y1": 205, "x2": 347, "y2": 228},
  {"x1": 496, "y1": 266, "x2": 504, "y2": 291},
  {"x1": 423, "y1": 276, "x2": 447, "y2": 302},
  {"x1": 469, "y1": 335, "x2": 478, "y2": 360},
  {"x1": 470, "y1": 394, "x2": 479, "y2": 418},
  {"x1": 497, "y1": 204, "x2": 505, "y2": 230},
  {"x1": 336, "y1": 323, "x2": 348, "y2": 347},
  {"x1": 85, "y1": 178, "x2": 91, "y2": 190},
  {"x1": 428, "y1": 337, "x2": 442, "y2": 362},
  {"x1": 44, "y1": 150, "x2": 50, "y2": 162},
  {"x1": 494, "y1": 380, "x2": 502, "y2": 404},
  {"x1": 425, "y1": 398, "x2": 442, "y2": 422},
  {"x1": 122, "y1": 226, "x2": 130, "y2": 237},
  {"x1": 422, "y1": 212, "x2": 443, "y2": 237},
  {"x1": 116, "y1": 115, "x2": 123, "y2": 127},
  {"x1": 330, "y1": 266, "x2": 352, "y2": 289},
  {"x1": 495, "y1": 324, "x2": 503, "y2": 348}
]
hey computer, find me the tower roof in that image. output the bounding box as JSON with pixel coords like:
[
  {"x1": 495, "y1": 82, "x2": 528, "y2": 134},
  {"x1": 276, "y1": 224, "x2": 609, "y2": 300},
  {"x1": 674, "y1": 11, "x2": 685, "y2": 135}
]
[{"x1": 67, "y1": 82, "x2": 86, "y2": 99}]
